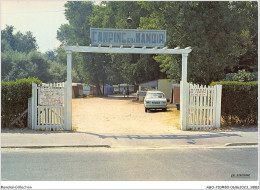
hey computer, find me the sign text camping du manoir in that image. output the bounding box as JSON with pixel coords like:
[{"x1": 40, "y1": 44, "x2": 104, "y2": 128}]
[{"x1": 90, "y1": 28, "x2": 166, "y2": 48}]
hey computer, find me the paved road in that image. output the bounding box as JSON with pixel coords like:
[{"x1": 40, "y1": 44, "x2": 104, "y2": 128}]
[{"x1": 2, "y1": 147, "x2": 257, "y2": 181}]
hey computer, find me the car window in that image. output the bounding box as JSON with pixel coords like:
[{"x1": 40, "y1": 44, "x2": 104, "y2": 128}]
[{"x1": 147, "y1": 93, "x2": 165, "y2": 98}]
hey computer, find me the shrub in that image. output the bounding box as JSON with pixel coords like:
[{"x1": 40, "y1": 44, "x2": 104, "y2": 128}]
[
  {"x1": 210, "y1": 81, "x2": 258, "y2": 126},
  {"x1": 225, "y1": 69, "x2": 258, "y2": 82},
  {"x1": 1, "y1": 77, "x2": 42, "y2": 128}
]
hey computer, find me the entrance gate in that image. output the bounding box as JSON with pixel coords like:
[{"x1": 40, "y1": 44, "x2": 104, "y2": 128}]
[
  {"x1": 181, "y1": 82, "x2": 222, "y2": 130},
  {"x1": 31, "y1": 82, "x2": 67, "y2": 130},
  {"x1": 30, "y1": 45, "x2": 222, "y2": 130},
  {"x1": 63, "y1": 46, "x2": 192, "y2": 130}
]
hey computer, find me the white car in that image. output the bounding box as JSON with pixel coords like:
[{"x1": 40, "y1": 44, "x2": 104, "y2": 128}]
[{"x1": 144, "y1": 91, "x2": 167, "y2": 112}]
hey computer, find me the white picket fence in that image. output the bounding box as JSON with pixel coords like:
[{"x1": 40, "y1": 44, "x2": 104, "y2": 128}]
[
  {"x1": 186, "y1": 83, "x2": 222, "y2": 130},
  {"x1": 31, "y1": 82, "x2": 67, "y2": 131}
]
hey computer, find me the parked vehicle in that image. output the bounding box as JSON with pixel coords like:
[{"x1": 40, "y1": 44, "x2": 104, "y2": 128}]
[{"x1": 144, "y1": 91, "x2": 167, "y2": 112}]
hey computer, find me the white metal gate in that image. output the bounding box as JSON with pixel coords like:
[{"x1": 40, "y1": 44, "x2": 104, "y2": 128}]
[
  {"x1": 184, "y1": 83, "x2": 222, "y2": 130},
  {"x1": 32, "y1": 82, "x2": 67, "y2": 130}
]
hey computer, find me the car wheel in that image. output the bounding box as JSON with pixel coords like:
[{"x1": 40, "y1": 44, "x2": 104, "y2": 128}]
[
  {"x1": 163, "y1": 108, "x2": 167, "y2": 112},
  {"x1": 145, "y1": 108, "x2": 147, "y2": 112}
]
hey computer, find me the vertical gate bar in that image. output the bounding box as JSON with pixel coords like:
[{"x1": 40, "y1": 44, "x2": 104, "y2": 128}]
[
  {"x1": 48, "y1": 107, "x2": 51, "y2": 130},
  {"x1": 210, "y1": 87, "x2": 214, "y2": 126},
  {"x1": 207, "y1": 87, "x2": 210, "y2": 126},
  {"x1": 57, "y1": 108, "x2": 59, "y2": 125},
  {"x1": 37, "y1": 107, "x2": 40, "y2": 129},
  {"x1": 46, "y1": 107, "x2": 48, "y2": 129},
  {"x1": 213, "y1": 85, "x2": 217, "y2": 127},
  {"x1": 203, "y1": 85, "x2": 207, "y2": 127},
  {"x1": 49, "y1": 107, "x2": 51, "y2": 128},
  {"x1": 61, "y1": 107, "x2": 63, "y2": 126},
  {"x1": 196, "y1": 85, "x2": 199, "y2": 128},
  {"x1": 199, "y1": 90, "x2": 202, "y2": 126},
  {"x1": 62, "y1": 107, "x2": 65, "y2": 127},
  {"x1": 189, "y1": 83, "x2": 192, "y2": 128},
  {"x1": 209, "y1": 87, "x2": 212, "y2": 126},
  {"x1": 51, "y1": 108, "x2": 53, "y2": 126},
  {"x1": 43, "y1": 107, "x2": 45, "y2": 129},
  {"x1": 186, "y1": 81, "x2": 190, "y2": 129},
  {"x1": 60, "y1": 107, "x2": 62, "y2": 126},
  {"x1": 43, "y1": 107, "x2": 45, "y2": 130},
  {"x1": 51, "y1": 107, "x2": 54, "y2": 126},
  {"x1": 55, "y1": 108, "x2": 58, "y2": 125},
  {"x1": 53, "y1": 108, "x2": 56, "y2": 125},
  {"x1": 50, "y1": 107, "x2": 52, "y2": 129},
  {"x1": 192, "y1": 85, "x2": 195, "y2": 128},
  {"x1": 180, "y1": 81, "x2": 183, "y2": 129}
]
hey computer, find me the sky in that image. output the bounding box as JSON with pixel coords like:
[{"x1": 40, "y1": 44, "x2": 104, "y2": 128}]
[{"x1": 1, "y1": 1, "x2": 68, "y2": 53}]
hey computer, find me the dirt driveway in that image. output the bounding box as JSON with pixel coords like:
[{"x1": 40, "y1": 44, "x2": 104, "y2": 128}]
[{"x1": 72, "y1": 96, "x2": 180, "y2": 135}]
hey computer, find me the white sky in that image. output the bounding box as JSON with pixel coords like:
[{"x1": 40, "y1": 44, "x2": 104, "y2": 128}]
[{"x1": 1, "y1": 1, "x2": 68, "y2": 53}]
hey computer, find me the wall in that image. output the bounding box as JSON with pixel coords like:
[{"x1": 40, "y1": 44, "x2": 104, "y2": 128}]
[
  {"x1": 172, "y1": 85, "x2": 180, "y2": 104},
  {"x1": 158, "y1": 79, "x2": 175, "y2": 101}
]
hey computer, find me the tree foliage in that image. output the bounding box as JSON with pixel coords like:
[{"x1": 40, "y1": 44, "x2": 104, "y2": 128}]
[
  {"x1": 2, "y1": 2, "x2": 256, "y2": 87},
  {"x1": 1, "y1": 25, "x2": 38, "y2": 53},
  {"x1": 56, "y1": 1, "x2": 257, "y2": 86},
  {"x1": 140, "y1": 2, "x2": 257, "y2": 84},
  {"x1": 225, "y1": 69, "x2": 258, "y2": 82},
  {"x1": 56, "y1": 1, "x2": 166, "y2": 91},
  {"x1": 1, "y1": 50, "x2": 50, "y2": 82}
]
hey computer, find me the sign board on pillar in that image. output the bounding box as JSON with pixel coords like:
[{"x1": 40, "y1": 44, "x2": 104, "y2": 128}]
[
  {"x1": 39, "y1": 88, "x2": 64, "y2": 106},
  {"x1": 90, "y1": 28, "x2": 166, "y2": 48},
  {"x1": 190, "y1": 88, "x2": 207, "y2": 96}
]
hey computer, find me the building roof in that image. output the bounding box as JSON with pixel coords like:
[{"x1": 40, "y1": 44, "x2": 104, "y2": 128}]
[{"x1": 139, "y1": 80, "x2": 158, "y2": 87}]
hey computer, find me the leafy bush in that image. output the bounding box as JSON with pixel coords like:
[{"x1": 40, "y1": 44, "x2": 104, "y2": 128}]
[
  {"x1": 211, "y1": 81, "x2": 258, "y2": 126},
  {"x1": 225, "y1": 69, "x2": 258, "y2": 82},
  {"x1": 1, "y1": 77, "x2": 42, "y2": 128}
]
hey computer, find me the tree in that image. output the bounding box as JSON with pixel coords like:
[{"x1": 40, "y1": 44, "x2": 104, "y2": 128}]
[
  {"x1": 139, "y1": 1, "x2": 258, "y2": 85},
  {"x1": 56, "y1": 1, "x2": 166, "y2": 92},
  {"x1": 1, "y1": 51, "x2": 13, "y2": 79},
  {"x1": 1, "y1": 26, "x2": 44, "y2": 81},
  {"x1": 44, "y1": 50, "x2": 57, "y2": 62},
  {"x1": 90, "y1": 2, "x2": 164, "y2": 86},
  {"x1": 1, "y1": 25, "x2": 38, "y2": 53},
  {"x1": 56, "y1": 1, "x2": 257, "y2": 87},
  {"x1": 231, "y1": 2, "x2": 258, "y2": 72}
]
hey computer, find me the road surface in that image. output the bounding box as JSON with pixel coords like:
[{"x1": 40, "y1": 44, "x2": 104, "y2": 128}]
[{"x1": 2, "y1": 147, "x2": 258, "y2": 181}]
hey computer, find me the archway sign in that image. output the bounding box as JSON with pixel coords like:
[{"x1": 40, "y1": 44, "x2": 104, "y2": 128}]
[{"x1": 64, "y1": 28, "x2": 192, "y2": 131}]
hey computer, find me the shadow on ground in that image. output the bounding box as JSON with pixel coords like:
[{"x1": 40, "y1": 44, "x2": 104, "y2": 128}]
[{"x1": 70, "y1": 131, "x2": 242, "y2": 140}]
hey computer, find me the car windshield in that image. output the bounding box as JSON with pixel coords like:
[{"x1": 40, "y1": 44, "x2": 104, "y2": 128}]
[{"x1": 147, "y1": 93, "x2": 165, "y2": 98}]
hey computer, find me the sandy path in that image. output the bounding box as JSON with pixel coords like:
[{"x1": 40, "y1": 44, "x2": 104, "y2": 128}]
[{"x1": 72, "y1": 96, "x2": 180, "y2": 135}]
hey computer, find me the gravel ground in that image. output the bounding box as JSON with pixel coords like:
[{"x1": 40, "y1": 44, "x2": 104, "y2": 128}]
[{"x1": 72, "y1": 96, "x2": 180, "y2": 135}]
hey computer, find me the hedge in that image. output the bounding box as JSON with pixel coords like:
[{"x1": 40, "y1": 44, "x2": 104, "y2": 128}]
[
  {"x1": 1, "y1": 77, "x2": 42, "y2": 128},
  {"x1": 210, "y1": 81, "x2": 258, "y2": 126}
]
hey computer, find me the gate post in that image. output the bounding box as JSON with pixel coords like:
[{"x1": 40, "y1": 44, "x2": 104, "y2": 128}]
[
  {"x1": 31, "y1": 83, "x2": 37, "y2": 130},
  {"x1": 180, "y1": 53, "x2": 189, "y2": 130},
  {"x1": 215, "y1": 85, "x2": 222, "y2": 128},
  {"x1": 65, "y1": 50, "x2": 72, "y2": 130},
  {"x1": 180, "y1": 81, "x2": 189, "y2": 130},
  {"x1": 27, "y1": 98, "x2": 32, "y2": 129}
]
